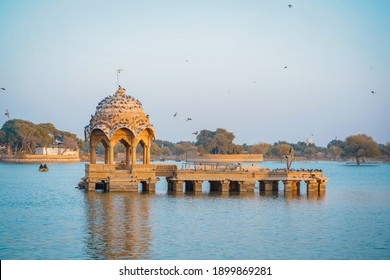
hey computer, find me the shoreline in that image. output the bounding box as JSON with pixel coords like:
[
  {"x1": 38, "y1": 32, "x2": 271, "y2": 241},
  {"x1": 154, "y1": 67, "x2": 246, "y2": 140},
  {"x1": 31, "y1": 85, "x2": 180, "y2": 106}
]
[{"x1": 0, "y1": 154, "x2": 80, "y2": 163}]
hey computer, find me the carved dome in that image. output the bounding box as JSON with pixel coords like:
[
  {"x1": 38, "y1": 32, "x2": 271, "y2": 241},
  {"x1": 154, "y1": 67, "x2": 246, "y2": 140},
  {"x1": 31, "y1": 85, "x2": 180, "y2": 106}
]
[{"x1": 84, "y1": 87, "x2": 155, "y2": 140}]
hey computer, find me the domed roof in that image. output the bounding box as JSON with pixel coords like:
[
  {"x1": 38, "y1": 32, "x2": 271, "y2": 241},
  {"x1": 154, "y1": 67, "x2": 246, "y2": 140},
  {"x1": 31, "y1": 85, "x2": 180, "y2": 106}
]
[{"x1": 84, "y1": 86, "x2": 155, "y2": 140}]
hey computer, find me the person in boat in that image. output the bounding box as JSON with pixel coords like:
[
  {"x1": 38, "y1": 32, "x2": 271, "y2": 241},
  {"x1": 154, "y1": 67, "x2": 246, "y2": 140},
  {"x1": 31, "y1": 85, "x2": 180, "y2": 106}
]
[
  {"x1": 39, "y1": 164, "x2": 43, "y2": 169},
  {"x1": 43, "y1": 164, "x2": 47, "y2": 169}
]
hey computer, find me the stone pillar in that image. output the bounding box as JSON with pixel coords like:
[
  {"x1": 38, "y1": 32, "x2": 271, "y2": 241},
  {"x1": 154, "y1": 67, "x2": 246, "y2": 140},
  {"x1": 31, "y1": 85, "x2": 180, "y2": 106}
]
[
  {"x1": 143, "y1": 146, "x2": 147, "y2": 164},
  {"x1": 147, "y1": 181, "x2": 156, "y2": 192},
  {"x1": 193, "y1": 180, "x2": 203, "y2": 192},
  {"x1": 141, "y1": 179, "x2": 156, "y2": 192},
  {"x1": 109, "y1": 144, "x2": 114, "y2": 164},
  {"x1": 260, "y1": 180, "x2": 274, "y2": 191},
  {"x1": 131, "y1": 145, "x2": 137, "y2": 165},
  {"x1": 104, "y1": 147, "x2": 109, "y2": 164},
  {"x1": 306, "y1": 180, "x2": 319, "y2": 192},
  {"x1": 168, "y1": 180, "x2": 184, "y2": 192},
  {"x1": 146, "y1": 145, "x2": 151, "y2": 164},
  {"x1": 86, "y1": 179, "x2": 97, "y2": 191},
  {"x1": 282, "y1": 180, "x2": 294, "y2": 192},
  {"x1": 318, "y1": 180, "x2": 326, "y2": 192},
  {"x1": 125, "y1": 146, "x2": 131, "y2": 167},
  {"x1": 210, "y1": 180, "x2": 230, "y2": 192},
  {"x1": 221, "y1": 180, "x2": 230, "y2": 192},
  {"x1": 290, "y1": 181, "x2": 300, "y2": 192},
  {"x1": 237, "y1": 181, "x2": 247, "y2": 192},
  {"x1": 90, "y1": 145, "x2": 97, "y2": 164}
]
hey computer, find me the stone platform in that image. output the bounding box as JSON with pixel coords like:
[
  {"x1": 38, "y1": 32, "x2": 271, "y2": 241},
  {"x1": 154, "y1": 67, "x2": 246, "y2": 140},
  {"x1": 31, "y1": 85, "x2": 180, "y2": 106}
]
[{"x1": 80, "y1": 163, "x2": 328, "y2": 194}]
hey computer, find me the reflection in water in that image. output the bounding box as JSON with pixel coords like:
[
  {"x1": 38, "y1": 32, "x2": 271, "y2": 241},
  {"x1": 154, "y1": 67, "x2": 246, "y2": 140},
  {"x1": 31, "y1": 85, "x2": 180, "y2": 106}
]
[
  {"x1": 83, "y1": 192, "x2": 152, "y2": 259},
  {"x1": 82, "y1": 184, "x2": 326, "y2": 259}
]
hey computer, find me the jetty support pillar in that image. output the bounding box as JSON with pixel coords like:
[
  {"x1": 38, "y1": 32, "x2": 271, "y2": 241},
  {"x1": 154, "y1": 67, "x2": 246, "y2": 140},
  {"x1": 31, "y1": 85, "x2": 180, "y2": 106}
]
[
  {"x1": 282, "y1": 180, "x2": 293, "y2": 192},
  {"x1": 306, "y1": 179, "x2": 319, "y2": 193},
  {"x1": 318, "y1": 179, "x2": 327, "y2": 192},
  {"x1": 237, "y1": 181, "x2": 256, "y2": 192},
  {"x1": 141, "y1": 178, "x2": 157, "y2": 192},
  {"x1": 210, "y1": 180, "x2": 230, "y2": 192},
  {"x1": 185, "y1": 180, "x2": 203, "y2": 192},
  {"x1": 282, "y1": 180, "x2": 301, "y2": 192},
  {"x1": 86, "y1": 179, "x2": 97, "y2": 191},
  {"x1": 260, "y1": 180, "x2": 279, "y2": 191},
  {"x1": 168, "y1": 180, "x2": 184, "y2": 192}
]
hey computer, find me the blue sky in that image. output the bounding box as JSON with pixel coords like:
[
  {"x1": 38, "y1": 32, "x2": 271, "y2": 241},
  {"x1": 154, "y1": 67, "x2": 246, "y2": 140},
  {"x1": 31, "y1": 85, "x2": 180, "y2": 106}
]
[{"x1": 0, "y1": 0, "x2": 389, "y2": 146}]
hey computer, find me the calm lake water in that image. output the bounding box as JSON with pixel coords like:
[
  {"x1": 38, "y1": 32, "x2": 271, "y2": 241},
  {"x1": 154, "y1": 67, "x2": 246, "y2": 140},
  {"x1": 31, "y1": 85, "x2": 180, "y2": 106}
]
[{"x1": 0, "y1": 161, "x2": 389, "y2": 260}]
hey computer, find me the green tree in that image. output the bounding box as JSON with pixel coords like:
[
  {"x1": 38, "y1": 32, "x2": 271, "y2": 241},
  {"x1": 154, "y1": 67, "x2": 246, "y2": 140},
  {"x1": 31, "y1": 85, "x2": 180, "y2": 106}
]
[
  {"x1": 379, "y1": 142, "x2": 390, "y2": 161},
  {"x1": 161, "y1": 146, "x2": 171, "y2": 156},
  {"x1": 150, "y1": 141, "x2": 162, "y2": 156},
  {"x1": 195, "y1": 128, "x2": 240, "y2": 154},
  {"x1": 328, "y1": 145, "x2": 343, "y2": 160},
  {"x1": 342, "y1": 134, "x2": 380, "y2": 165},
  {"x1": 0, "y1": 119, "x2": 83, "y2": 154}
]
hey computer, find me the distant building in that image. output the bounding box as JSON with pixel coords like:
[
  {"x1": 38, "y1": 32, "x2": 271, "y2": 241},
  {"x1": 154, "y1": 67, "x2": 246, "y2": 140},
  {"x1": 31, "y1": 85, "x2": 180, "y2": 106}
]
[
  {"x1": 306, "y1": 138, "x2": 315, "y2": 145},
  {"x1": 35, "y1": 147, "x2": 79, "y2": 156}
]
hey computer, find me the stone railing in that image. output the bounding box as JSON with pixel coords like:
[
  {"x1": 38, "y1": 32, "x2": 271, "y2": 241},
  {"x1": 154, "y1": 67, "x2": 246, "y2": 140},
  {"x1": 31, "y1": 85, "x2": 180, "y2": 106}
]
[
  {"x1": 132, "y1": 164, "x2": 157, "y2": 170},
  {"x1": 187, "y1": 154, "x2": 263, "y2": 163},
  {"x1": 156, "y1": 164, "x2": 177, "y2": 171},
  {"x1": 86, "y1": 164, "x2": 117, "y2": 172}
]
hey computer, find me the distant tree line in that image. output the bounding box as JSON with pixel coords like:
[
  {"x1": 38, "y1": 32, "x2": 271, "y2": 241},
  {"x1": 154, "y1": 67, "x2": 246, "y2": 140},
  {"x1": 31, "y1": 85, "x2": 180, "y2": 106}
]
[
  {"x1": 0, "y1": 119, "x2": 84, "y2": 155},
  {"x1": 2, "y1": 120, "x2": 389, "y2": 164},
  {"x1": 148, "y1": 129, "x2": 389, "y2": 165}
]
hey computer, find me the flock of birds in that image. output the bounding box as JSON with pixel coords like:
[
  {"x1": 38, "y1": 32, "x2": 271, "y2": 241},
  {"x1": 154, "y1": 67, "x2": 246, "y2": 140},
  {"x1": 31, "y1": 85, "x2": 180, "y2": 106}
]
[
  {"x1": 1, "y1": 88, "x2": 10, "y2": 119},
  {"x1": 172, "y1": 111, "x2": 197, "y2": 135},
  {"x1": 174, "y1": 5, "x2": 294, "y2": 138},
  {"x1": 172, "y1": 3, "x2": 379, "y2": 137},
  {"x1": 0, "y1": 4, "x2": 381, "y2": 134}
]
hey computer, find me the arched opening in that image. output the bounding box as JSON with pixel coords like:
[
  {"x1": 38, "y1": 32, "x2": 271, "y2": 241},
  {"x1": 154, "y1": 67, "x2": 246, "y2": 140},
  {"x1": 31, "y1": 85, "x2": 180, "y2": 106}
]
[
  {"x1": 136, "y1": 140, "x2": 150, "y2": 164},
  {"x1": 89, "y1": 129, "x2": 110, "y2": 164},
  {"x1": 114, "y1": 141, "x2": 126, "y2": 165},
  {"x1": 111, "y1": 128, "x2": 135, "y2": 166}
]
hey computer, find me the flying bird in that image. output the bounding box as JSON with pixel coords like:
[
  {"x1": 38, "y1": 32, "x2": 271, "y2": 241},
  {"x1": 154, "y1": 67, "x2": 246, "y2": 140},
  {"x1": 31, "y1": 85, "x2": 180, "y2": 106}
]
[
  {"x1": 371, "y1": 90, "x2": 376, "y2": 94},
  {"x1": 192, "y1": 131, "x2": 198, "y2": 135},
  {"x1": 5, "y1": 109, "x2": 9, "y2": 118},
  {"x1": 288, "y1": 4, "x2": 293, "y2": 8},
  {"x1": 173, "y1": 112, "x2": 177, "y2": 117},
  {"x1": 1, "y1": 88, "x2": 5, "y2": 90},
  {"x1": 284, "y1": 66, "x2": 288, "y2": 69},
  {"x1": 186, "y1": 118, "x2": 192, "y2": 121}
]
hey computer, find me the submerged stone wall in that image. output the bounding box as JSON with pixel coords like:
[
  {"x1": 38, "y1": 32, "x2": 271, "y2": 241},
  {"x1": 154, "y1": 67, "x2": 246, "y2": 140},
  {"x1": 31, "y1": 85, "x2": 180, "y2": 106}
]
[{"x1": 0, "y1": 154, "x2": 80, "y2": 163}]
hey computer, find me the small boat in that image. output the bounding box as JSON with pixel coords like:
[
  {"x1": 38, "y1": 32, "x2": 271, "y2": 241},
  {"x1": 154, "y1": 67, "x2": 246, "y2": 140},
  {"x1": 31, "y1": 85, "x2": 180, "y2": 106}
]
[{"x1": 39, "y1": 165, "x2": 49, "y2": 172}]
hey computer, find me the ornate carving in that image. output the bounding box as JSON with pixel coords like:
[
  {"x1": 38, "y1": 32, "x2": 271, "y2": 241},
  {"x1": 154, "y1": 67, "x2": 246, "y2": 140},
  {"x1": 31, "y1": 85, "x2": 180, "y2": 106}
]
[{"x1": 84, "y1": 87, "x2": 155, "y2": 140}]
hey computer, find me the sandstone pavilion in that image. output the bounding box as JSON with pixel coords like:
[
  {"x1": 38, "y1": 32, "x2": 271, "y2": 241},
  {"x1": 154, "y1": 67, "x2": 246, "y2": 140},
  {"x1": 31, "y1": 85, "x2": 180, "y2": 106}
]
[{"x1": 81, "y1": 86, "x2": 327, "y2": 194}]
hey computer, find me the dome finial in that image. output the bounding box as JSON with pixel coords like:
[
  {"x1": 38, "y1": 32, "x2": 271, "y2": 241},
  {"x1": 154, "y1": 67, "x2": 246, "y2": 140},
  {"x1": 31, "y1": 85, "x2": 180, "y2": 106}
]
[
  {"x1": 115, "y1": 85, "x2": 126, "y2": 96},
  {"x1": 117, "y1": 69, "x2": 123, "y2": 87}
]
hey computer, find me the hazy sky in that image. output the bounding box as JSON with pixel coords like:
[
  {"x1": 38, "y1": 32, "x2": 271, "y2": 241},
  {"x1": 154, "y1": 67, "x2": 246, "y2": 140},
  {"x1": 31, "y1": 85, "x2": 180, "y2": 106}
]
[{"x1": 0, "y1": 0, "x2": 389, "y2": 147}]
